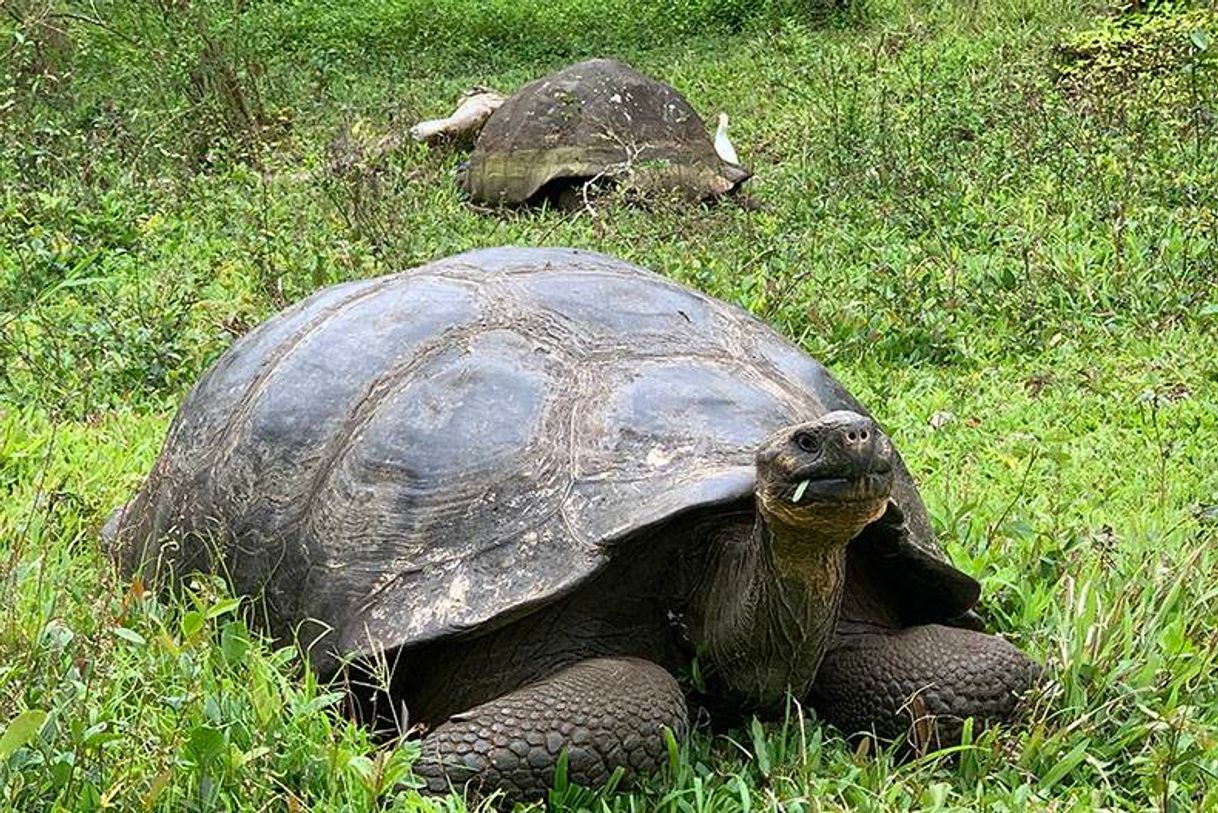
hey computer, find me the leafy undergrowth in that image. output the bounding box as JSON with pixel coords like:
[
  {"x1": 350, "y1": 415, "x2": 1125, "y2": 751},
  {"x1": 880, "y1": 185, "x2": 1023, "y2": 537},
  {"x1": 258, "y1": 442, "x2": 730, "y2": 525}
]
[
  {"x1": 1056, "y1": 1, "x2": 1215, "y2": 114},
  {"x1": 2, "y1": 0, "x2": 1216, "y2": 810}
]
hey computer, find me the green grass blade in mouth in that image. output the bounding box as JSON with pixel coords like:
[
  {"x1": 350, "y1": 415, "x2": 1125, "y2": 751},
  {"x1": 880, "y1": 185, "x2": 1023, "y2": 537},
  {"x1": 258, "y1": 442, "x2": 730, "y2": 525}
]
[{"x1": 791, "y1": 479, "x2": 810, "y2": 503}]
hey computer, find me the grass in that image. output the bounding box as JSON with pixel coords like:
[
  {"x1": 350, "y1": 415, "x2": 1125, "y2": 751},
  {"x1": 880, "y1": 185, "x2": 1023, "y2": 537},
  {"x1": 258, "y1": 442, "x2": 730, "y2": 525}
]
[{"x1": 1, "y1": 0, "x2": 1216, "y2": 809}]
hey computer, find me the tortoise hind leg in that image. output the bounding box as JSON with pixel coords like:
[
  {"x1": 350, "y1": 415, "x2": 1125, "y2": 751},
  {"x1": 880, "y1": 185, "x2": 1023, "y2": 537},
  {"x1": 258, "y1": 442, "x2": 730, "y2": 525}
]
[
  {"x1": 808, "y1": 625, "x2": 1041, "y2": 751},
  {"x1": 414, "y1": 657, "x2": 687, "y2": 805}
]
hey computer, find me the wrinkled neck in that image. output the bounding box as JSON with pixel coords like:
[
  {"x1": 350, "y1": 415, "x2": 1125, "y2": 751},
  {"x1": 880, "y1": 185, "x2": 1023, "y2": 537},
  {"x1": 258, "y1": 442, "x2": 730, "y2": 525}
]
[{"x1": 692, "y1": 513, "x2": 849, "y2": 712}]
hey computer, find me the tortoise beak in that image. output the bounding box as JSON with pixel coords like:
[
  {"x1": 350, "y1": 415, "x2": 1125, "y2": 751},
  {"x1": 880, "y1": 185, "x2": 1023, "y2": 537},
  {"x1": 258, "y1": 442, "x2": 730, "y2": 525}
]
[{"x1": 787, "y1": 469, "x2": 894, "y2": 504}]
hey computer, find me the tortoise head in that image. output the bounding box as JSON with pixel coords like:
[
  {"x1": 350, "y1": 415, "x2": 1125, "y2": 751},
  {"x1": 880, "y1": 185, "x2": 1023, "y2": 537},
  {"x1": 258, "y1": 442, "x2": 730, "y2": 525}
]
[
  {"x1": 754, "y1": 411, "x2": 894, "y2": 546},
  {"x1": 690, "y1": 411, "x2": 897, "y2": 708}
]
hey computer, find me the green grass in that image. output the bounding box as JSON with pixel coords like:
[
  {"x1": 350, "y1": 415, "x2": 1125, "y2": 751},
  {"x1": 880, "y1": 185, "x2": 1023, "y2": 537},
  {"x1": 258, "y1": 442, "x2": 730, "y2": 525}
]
[{"x1": 2, "y1": 0, "x2": 1216, "y2": 809}]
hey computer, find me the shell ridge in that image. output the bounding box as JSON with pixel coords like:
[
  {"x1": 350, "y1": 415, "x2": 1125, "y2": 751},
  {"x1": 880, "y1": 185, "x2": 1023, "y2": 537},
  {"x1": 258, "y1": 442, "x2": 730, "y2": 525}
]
[
  {"x1": 307, "y1": 286, "x2": 585, "y2": 624},
  {"x1": 296, "y1": 323, "x2": 481, "y2": 538},
  {"x1": 208, "y1": 274, "x2": 407, "y2": 481}
]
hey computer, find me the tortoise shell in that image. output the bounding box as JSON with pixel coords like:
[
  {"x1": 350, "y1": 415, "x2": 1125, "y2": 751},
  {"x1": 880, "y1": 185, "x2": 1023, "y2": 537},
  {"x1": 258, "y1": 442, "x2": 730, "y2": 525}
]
[
  {"x1": 459, "y1": 59, "x2": 750, "y2": 204},
  {"x1": 111, "y1": 247, "x2": 948, "y2": 673}
]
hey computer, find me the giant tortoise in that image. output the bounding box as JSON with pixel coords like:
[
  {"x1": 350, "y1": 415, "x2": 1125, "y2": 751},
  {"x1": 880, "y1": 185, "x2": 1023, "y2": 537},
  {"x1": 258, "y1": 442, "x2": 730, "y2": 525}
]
[
  {"x1": 107, "y1": 247, "x2": 1039, "y2": 803},
  {"x1": 443, "y1": 59, "x2": 750, "y2": 205}
]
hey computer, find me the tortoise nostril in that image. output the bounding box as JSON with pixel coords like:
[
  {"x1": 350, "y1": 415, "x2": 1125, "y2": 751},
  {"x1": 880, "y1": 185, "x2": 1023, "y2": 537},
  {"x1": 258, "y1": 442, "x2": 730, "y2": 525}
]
[{"x1": 842, "y1": 423, "x2": 871, "y2": 445}]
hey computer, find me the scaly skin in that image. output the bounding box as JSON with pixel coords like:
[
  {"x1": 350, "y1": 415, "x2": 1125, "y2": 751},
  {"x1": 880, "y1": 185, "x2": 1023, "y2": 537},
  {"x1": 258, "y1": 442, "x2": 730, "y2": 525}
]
[
  {"x1": 810, "y1": 625, "x2": 1042, "y2": 751},
  {"x1": 414, "y1": 658, "x2": 687, "y2": 805}
]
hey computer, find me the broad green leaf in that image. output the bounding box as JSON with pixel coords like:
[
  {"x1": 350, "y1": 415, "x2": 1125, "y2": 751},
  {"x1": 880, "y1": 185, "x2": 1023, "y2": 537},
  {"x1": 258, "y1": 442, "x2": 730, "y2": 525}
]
[
  {"x1": 205, "y1": 597, "x2": 242, "y2": 620},
  {"x1": 0, "y1": 709, "x2": 48, "y2": 759},
  {"x1": 220, "y1": 620, "x2": 250, "y2": 665},
  {"x1": 184, "y1": 725, "x2": 226, "y2": 766},
  {"x1": 181, "y1": 610, "x2": 205, "y2": 639}
]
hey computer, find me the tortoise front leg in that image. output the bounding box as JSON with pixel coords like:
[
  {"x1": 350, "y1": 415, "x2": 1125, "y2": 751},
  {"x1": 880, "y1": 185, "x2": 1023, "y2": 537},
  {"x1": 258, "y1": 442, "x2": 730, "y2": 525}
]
[
  {"x1": 808, "y1": 625, "x2": 1041, "y2": 751},
  {"x1": 414, "y1": 657, "x2": 687, "y2": 805}
]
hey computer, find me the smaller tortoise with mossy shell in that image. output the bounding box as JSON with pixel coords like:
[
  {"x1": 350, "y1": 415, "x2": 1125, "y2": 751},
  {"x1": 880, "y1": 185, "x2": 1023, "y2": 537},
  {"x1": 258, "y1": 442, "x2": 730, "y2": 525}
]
[
  {"x1": 415, "y1": 58, "x2": 750, "y2": 205},
  {"x1": 107, "y1": 247, "x2": 1039, "y2": 805}
]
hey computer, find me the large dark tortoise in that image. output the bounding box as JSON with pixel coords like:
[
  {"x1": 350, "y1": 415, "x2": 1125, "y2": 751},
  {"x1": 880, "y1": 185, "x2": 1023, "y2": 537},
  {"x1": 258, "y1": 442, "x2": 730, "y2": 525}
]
[
  {"x1": 107, "y1": 247, "x2": 1039, "y2": 804},
  {"x1": 455, "y1": 59, "x2": 750, "y2": 205}
]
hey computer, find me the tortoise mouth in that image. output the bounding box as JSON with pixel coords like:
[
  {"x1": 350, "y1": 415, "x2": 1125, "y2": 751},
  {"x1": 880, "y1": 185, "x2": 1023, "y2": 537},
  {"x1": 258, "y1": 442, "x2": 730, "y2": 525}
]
[{"x1": 786, "y1": 468, "x2": 893, "y2": 504}]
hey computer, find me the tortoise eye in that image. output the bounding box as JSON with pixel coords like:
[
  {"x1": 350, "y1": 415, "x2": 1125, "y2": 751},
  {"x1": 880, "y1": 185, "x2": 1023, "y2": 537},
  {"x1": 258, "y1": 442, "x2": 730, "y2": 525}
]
[{"x1": 795, "y1": 433, "x2": 820, "y2": 453}]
